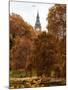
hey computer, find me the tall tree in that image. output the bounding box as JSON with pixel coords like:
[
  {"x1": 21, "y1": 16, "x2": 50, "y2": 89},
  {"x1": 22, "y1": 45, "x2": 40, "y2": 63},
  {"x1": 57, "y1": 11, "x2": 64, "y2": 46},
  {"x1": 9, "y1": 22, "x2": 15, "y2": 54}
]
[
  {"x1": 47, "y1": 4, "x2": 66, "y2": 39},
  {"x1": 32, "y1": 32, "x2": 61, "y2": 77},
  {"x1": 10, "y1": 13, "x2": 36, "y2": 72}
]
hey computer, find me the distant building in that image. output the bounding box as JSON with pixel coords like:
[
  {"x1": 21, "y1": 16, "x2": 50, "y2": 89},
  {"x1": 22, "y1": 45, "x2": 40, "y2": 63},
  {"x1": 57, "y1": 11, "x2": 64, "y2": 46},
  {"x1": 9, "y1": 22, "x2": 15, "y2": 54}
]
[{"x1": 35, "y1": 11, "x2": 41, "y2": 31}]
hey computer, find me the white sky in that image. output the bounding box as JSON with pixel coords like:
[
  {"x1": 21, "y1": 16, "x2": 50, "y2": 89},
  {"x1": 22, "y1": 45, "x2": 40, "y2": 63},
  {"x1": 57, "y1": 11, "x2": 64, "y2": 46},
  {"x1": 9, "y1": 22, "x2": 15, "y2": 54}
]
[{"x1": 10, "y1": 2, "x2": 54, "y2": 31}]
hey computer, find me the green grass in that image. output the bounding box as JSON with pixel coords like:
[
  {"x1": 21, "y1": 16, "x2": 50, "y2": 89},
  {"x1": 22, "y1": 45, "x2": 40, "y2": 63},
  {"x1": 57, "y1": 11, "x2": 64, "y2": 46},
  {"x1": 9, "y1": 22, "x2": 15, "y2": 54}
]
[
  {"x1": 10, "y1": 71, "x2": 26, "y2": 78},
  {"x1": 10, "y1": 69, "x2": 54, "y2": 78},
  {"x1": 10, "y1": 70, "x2": 37, "y2": 78}
]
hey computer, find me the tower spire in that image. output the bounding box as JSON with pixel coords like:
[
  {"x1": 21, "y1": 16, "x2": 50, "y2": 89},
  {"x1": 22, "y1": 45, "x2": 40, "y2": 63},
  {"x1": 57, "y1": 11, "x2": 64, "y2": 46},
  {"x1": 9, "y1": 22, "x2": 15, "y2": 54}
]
[{"x1": 35, "y1": 11, "x2": 41, "y2": 31}]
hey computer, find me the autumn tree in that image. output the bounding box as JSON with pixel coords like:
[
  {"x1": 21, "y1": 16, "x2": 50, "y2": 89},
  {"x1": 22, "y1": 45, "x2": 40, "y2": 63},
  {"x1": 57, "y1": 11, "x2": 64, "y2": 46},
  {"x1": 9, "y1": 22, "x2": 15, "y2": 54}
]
[
  {"x1": 47, "y1": 4, "x2": 66, "y2": 39},
  {"x1": 59, "y1": 36, "x2": 66, "y2": 78},
  {"x1": 10, "y1": 13, "x2": 36, "y2": 49},
  {"x1": 32, "y1": 32, "x2": 62, "y2": 77},
  {"x1": 47, "y1": 4, "x2": 66, "y2": 78},
  {"x1": 10, "y1": 13, "x2": 36, "y2": 72}
]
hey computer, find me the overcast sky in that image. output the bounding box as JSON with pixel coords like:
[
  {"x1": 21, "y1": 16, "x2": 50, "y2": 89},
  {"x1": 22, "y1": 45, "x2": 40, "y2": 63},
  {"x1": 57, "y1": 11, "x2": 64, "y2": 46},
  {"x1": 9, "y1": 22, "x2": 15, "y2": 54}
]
[{"x1": 10, "y1": 2, "x2": 54, "y2": 31}]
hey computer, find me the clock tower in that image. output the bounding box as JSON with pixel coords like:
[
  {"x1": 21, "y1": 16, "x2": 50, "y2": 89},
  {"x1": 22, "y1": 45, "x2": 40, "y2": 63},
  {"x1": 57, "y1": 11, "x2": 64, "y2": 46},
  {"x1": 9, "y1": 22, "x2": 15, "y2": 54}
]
[{"x1": 35, "y1": 11, "x2": 41, "y2": 31}]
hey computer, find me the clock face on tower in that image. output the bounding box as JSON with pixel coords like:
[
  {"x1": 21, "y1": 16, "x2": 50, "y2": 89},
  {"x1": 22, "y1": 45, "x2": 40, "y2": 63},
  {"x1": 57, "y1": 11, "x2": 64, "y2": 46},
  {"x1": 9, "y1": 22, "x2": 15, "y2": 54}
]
[{"x1": 36, "y1": 28, "x2": 41, "y2": 31}]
